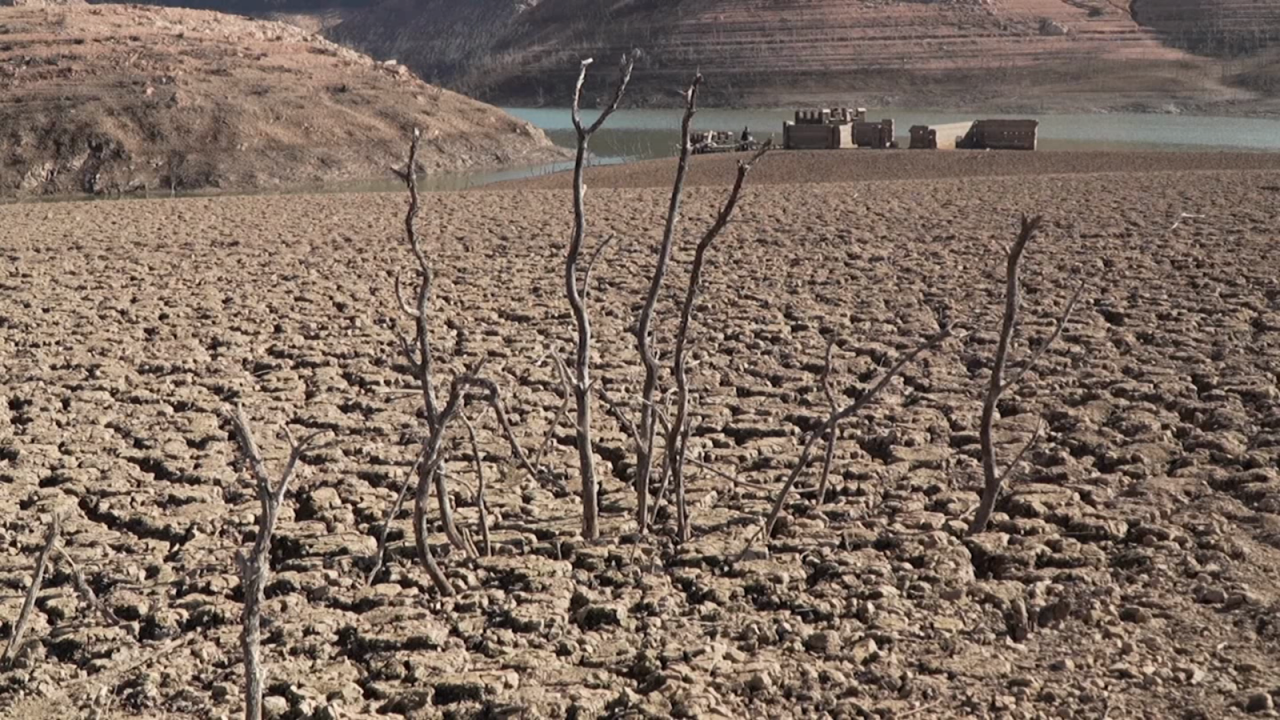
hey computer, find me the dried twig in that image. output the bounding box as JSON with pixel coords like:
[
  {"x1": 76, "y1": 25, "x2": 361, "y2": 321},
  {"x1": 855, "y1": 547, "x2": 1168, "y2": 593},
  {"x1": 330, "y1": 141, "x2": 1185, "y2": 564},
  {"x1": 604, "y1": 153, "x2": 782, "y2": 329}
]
[
  {"x1": 815, "y1": 337, "x2": 841, "y2": 505},
  {"x1": 531, "y1": 352, "x2": 573, "y2": 472},
  {"x1": 567, "y1": 51, "x2": 638, "y2": 540},
  {"x1": 664, "y1": 142, "x2": 772, "y2": 542},
  {"x1": 634, "y1": 74, "x2": 701, "y2": 534},
  {"x1": 54, "y1": 546, "x2": 120, "y2": 627},
  {"x1": 2, "y1": 516, "x2": 60, "y2": 669},
  {"x1": 366, "y1": 449, "x2": 427, "y2": 585},
  {"x1": 968, "y1": 216, "x2": 1083, "y2": 535},
  {"x1": 228, "y1": 407, "x2": 326, "y2": 720},
  {"x1": 737, "y1": 326, "x2": 954, "y2": 562}
]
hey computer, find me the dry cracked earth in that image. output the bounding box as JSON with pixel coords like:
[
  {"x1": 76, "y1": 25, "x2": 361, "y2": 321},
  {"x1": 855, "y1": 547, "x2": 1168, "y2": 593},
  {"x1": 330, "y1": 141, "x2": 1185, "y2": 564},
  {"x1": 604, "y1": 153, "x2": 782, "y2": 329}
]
[{"x1": 1, "y1": 155, "x2": 1279, "y2": 719}]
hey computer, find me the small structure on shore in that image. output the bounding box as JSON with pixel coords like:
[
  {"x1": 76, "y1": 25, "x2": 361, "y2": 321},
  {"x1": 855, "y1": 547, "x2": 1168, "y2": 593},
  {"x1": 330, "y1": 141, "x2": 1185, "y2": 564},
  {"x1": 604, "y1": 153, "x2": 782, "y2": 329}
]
[
  {"x1": 783, "y1": 107, "x2": 897, "y2": 150},
  {"x1": 910, "y1": 119, "x2": 1039, "y2": 150}
]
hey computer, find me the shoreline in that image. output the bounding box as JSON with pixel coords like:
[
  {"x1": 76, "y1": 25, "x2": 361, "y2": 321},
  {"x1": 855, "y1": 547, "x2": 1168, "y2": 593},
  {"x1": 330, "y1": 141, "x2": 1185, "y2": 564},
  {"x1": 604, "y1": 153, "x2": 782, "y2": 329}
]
[{"x1": 497, "y1": 149, "x2": 1280, "y2": 191}]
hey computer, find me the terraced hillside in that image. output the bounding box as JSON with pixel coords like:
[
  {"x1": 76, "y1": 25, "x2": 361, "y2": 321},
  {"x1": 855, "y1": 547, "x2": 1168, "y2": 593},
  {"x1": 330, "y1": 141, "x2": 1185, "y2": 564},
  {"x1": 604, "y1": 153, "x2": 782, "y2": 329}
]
[
  {"x1": 0, "y1": 3, "x2": 565, "y2": 197},
  {"x1": 1136, "y1": 0, "x2": 1280, "y2": 55},
  {"x1": 328, "y1": 0, "x2": 1249, "y2": 109}
]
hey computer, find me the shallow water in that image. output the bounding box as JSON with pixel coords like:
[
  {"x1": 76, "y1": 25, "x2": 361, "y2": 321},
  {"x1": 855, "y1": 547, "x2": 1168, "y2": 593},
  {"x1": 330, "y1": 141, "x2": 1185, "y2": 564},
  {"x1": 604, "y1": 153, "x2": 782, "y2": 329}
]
[{"x1": 507, "y1": 107, "x2": 1280, "y2": 162}]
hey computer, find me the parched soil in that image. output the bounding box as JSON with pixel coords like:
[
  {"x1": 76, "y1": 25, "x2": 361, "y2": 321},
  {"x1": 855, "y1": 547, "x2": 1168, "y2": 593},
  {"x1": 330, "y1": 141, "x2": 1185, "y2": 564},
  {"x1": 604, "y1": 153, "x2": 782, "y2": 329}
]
[
  {"x1": 1, "y1": 154, "x2": 1279, "y2": 719},
  {"x1": 0, "y1": 4, "x2": 566, "y2": 198}
]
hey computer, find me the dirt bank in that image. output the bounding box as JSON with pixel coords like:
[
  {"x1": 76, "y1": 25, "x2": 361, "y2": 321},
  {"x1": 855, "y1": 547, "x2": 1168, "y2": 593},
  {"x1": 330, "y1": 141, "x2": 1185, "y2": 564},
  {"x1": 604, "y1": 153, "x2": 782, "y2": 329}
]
[{"x1": 0, "y1": 163, "x2": 1278, "y2": 718}]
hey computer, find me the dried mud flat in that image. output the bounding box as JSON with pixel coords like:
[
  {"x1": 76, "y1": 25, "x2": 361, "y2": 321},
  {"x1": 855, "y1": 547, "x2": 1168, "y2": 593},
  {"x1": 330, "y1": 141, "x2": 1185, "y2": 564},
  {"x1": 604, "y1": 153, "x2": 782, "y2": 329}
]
[{"x1": 1, "y1": 155, "x2": 1280, "y2": 720}]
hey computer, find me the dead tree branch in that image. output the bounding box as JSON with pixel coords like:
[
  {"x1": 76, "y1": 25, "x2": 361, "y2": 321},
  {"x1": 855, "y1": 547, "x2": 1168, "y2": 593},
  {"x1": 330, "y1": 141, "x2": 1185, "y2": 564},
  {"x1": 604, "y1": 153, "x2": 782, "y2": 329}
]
[
  {"x1": 459, "y1": 412, "x2": 492, "y2": 558},
  {"x1": 54, "y1": 546, "x2": 119, "y2": 627},
  {"x1": 366, "y1": 448, "x2": 427, "y2": 585},
  {"x1": 532, "y1": 353, "x2": 573, "y2": 472},
  {"x1": 567, "y1": 52, "x2": 638, "y2": 540},
  {"x1": 967, "y1": 216, "x2": 1084, "y2": 536},
  {"x1": 815, "y1": 337, "x2": 841, "y2": 505},
  {"x1": 634, "y1": 74, "x2": 701, "y2": 534},
  {"x1": 2, "y1": 516, "x2": 60, "y2": 670},
  {"x1": 737, "y1": 326, "x2": 954, "y2": 562},
  {"x1": 411, "y1": 373, "x2": 509, "y2": 586},
  {"x1": 228, "y1": 407, "x2": 326, "y2": 720},
  {"x1": 663, "y1": 142, "x2": 772, "y2": 542}
]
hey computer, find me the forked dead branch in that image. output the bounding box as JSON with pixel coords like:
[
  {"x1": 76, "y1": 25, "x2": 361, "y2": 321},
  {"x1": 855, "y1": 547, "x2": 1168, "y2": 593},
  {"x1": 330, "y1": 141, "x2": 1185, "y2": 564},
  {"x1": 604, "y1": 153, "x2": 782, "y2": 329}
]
[
  {"x1": 633, "y1": 73, "x2": 701, "y2": 535},
  {"x1": 567, "y1": 51, "x2": 637, "y2": 540},
  {"x1": 967, "y1": 215, "x2": 1085, "y2": 535},
  {"x1": 227, "y1": 407, "x2": 327, "y2": 720},
  {"x1": 2, "y1": 516, "x2": 59, "y2": 670}
]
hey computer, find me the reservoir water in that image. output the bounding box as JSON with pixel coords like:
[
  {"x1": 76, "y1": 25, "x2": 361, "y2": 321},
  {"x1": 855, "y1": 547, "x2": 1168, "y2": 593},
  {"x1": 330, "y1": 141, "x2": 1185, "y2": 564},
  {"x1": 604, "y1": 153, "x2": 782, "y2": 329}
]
[{"x1": 506, "y1": 107, "x2": 1280, "y2": 166}]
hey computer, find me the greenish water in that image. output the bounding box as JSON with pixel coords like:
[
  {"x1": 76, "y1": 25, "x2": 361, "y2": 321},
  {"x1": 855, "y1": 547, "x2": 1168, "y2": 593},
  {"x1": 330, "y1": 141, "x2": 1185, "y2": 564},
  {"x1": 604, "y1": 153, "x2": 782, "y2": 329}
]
[{"x1": 507, "y1": 107, "x2": 1280, "y2": 162}]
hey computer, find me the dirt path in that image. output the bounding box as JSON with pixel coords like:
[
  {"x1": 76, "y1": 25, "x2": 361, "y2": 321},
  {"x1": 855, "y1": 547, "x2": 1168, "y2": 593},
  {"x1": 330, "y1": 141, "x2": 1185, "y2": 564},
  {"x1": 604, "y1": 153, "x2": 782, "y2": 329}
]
[{"x1": 0, "y1": 163, "x2": 1278, "y2": 718}]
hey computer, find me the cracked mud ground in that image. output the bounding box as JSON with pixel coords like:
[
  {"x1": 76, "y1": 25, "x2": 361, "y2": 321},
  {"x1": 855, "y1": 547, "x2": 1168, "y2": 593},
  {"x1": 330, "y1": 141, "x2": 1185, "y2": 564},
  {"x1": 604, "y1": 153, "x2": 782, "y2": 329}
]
[{"x1": 1, "y1": 154, "x2": 1279, "y2": 719}]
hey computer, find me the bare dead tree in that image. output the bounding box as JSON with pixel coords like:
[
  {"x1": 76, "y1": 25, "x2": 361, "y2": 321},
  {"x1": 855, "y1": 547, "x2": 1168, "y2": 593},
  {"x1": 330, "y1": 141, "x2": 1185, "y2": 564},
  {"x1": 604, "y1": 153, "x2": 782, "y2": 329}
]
[
  {"x1": 738, "y1": 326, "x2": 954, "y2": 562},
  {"x1": 567, "y1": 52, "x2": 637, "y2": 540},
  {"x1": 391, "y1": 130, "x2": 472, "y2": 557},
  {"x1": 2, "y1": 516, "x2": 59, "y2": 670},
  {"x1": 633, "y1": 74, "x2": 701, "y2": 534},
  {"x1": 459, "y1": 412, "x2": 492, "y2": 557},
  {"x1": 663, "y1": 143, "x2": 771, "y2": 542},
  {"x1": 227, "y1": 407, "x2": 326, "y2": 720},
  {"x1": 967, "y1": 215, "x2": 1084, "y2": 535}
]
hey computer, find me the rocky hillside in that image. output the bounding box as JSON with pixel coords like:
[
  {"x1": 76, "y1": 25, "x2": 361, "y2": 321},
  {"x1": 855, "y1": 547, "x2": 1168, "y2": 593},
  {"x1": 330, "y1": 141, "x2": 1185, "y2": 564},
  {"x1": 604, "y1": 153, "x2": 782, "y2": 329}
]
[
  {"x1": 325, "y1": 0, "x2": 1266, "y2": 110},
  {"x1": 0, "y1": 4, "x2": 565, "y2": 197}
]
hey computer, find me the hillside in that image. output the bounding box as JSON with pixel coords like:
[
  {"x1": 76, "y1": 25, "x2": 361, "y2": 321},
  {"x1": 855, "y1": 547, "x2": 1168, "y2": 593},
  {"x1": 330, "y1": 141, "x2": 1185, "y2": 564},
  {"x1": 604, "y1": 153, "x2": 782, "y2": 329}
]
[
  {"x1": 1136, "y1": 0, "x2": 1280, "y2": 56},
  {"x1": 0, "y1": 4, "x2": 565, "y2": 197},
  {"x1": 324, "y1": 0, "x2": 1274, "y2": 111}
]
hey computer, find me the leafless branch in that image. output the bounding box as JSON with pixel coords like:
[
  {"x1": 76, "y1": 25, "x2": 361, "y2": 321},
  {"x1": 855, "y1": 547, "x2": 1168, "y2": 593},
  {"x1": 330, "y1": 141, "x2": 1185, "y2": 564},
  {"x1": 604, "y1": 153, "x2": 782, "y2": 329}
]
[
  {"x1": 2, "y1": 516, "x2": 59, "y2": 670},
  {"x1": 634, "y1": 74, "x2": 701, "y2": 534},
  {"x1": 393, "y1": 272, "x2": 420, "y2": 318},
  {"x1": 686, "y1": 458, "x2": 773, "y2": 493},
  {"x1": 228, "y1": 406, "x2": 326, "y2": 720},
  {"x1": 464, "y1": 376, "x2": 539, "y2": 485},
  {"x1": 581, "y1": 234, "x2": 617, "y2": 304},
  {"x1": 967, "y1": 216, "x2": 1083, "y2": 535},
  {"x1": 412, "y1": 374, "x2": 470, "y2": 588},
  {"x1": 396, "y1": 129, "x2": 439, "y2": 428},
  {"x1": 566, "y1": 51, "x2": 638, "y2": 540},
  {"x1": 54, "y1": 546, "x2": 119, "y2": 627},
  {"x1": 459, "y1": 412, "x2": 492, "y2": 557},
  {"x1": 815, "y1": 337, "x2": 840, "y2": 505},
  {"x1": 366, "y1": 448, "x2": 427, "y2": 585},
  {"x1": 737, "y1": 326, "x2": 953, "y2": 562},
  {"x1": 531, "y1": 353, "x2": 573, "y2": 472},
  {"x1": 998, "y1": 280, "x2": 1085, "y2": 394},
  {"x1": 664, "y1": 141, "x2": 772, "y2": 542},
  {"x1": 572, "y1": 53, "x2": 639, "y2": 138}
]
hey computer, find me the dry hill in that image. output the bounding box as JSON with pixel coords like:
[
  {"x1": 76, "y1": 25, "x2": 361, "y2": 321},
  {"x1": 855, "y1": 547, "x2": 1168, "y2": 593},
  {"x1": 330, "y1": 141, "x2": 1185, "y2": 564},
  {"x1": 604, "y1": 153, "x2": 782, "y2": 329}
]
[
  {"x1": 322, "y1": 0, "x2": 1280, "y2": 111},
  {"x1": 0, "y1": 3, "x2": 566, "y2": 197}
]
